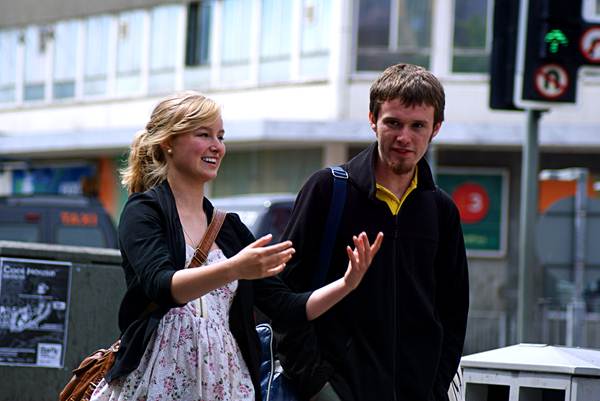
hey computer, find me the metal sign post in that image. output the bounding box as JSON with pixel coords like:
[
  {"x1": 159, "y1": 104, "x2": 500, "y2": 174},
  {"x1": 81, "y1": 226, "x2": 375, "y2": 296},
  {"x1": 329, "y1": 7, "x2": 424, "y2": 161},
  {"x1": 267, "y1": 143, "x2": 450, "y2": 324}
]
[{"x1": 517, "y1": 109, "x2": 543, "y2": 343}]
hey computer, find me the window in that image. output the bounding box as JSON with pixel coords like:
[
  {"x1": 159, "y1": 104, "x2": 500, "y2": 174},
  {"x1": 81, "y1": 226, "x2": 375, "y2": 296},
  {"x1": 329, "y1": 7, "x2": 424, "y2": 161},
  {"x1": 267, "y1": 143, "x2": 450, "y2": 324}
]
[
  {"x1": 0, "y1": 224, "x2": 40, "y2": 243},
  {"x1": 222, "y1": 0, "x2": 251, "y2": 64},
  {"x1": 452, "y1": 0, "x2": 490, "y2": 73},
  {"x1": 300, "y1": 0, "x2": 332, "y2": 78},
  {"x1": 149, "y1": 5, "x2": 180, "y2": 94},
  {"x1": 0, "y1": 30, "x2": 18, "y2": 104},
  {"x1": 186, "y1": 1, "x2": 212, "y2": 67},
  {"x1": 221, "y1": 0, "x2": 252, "y2": 82},
  {"x1": 24, "y1": 26, "x2": 50, "y2": 101},
  {"x1": 84, "y1": 15, "x2": 111, "y2": 96},
  {"x1": 53, "y1": 21, "x2": 79, "y2": 99},
  {"x1": 56, "y1": 226, "x2": 106, "y2": 247},
  {"x1": 259, "y1": 0, "x2": 293, "y2": 83},
  {"x1": 212, "y1": 148, "x2": 322, "y2": 196},
  {"x1": 356, "y1": 0, "x2": 432, "y2": 72},
  {"x1": 116, "y1": 10, "x2": 144, "y2": 95}
]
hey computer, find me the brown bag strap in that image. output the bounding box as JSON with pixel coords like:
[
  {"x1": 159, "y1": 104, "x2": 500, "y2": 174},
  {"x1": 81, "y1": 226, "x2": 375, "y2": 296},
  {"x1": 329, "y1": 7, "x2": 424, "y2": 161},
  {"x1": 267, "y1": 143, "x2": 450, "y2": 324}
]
[{"x1": 189, "y1": 209, "x2": 227, "y2": 267}]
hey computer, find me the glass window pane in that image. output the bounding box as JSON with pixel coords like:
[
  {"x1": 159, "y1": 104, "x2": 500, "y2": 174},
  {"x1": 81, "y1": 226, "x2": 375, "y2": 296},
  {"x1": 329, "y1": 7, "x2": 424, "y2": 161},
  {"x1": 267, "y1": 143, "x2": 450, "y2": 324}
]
[
  {"x1": 0, "y1": 224, "x2": 40, "y2": 243},
  {"x1": 117, "y1": 11, "x2": 143, "y2": 74},
  {"x1": 259, "y1": 0, "x2": 293, "y2": 83},
  {"x1": 301, "y1": 0, "x2": 332, "y2": 54},
  {"x1": 356, "y1": 0, "x2": 432, "y2": 72},
  {"x1": 85, "y1": 16, "x2": 110, "y2": 76},
  {"x1": 56, "y1": 226, "x2": 106, "y2": 247},
  {"x1": 150, "y1": 5, "x2": 180, "y2": 94},
  {"x1": 186, "y1": 1, "x2": 212, "y2": 66},
  {"x1": 222, "y1": 0, "x2": 251, "y2": 64},
  {"x1": 397, "y1": 0, "x2": 432, "y2": 50},
  {"x1": 53, "y1": 21, "x2": 78, "y2": 99},
  {"x1": 85, "y1": 15, "x2": 110, "y2": 95},
  {"x1": 452, "y1": 0, "x2": 489, "y2": 73},
  {"x1": 150, "y1": 5, "x2": 179, "y2": 71},
  {"x1": 117, "y1": 10, "x2": 144, "y2": 94},
  {"x1": 0, "y1": 30, "x2": 18, "y2": 103},
  {"x1": 358, "y1": 0, "x2": 390, "y2": 48},
  {"x1": 212, "y1": 148, "x2": 322, "y2": 196},
  {"x1": 24, "y1": 26, "x2": 48, "y2": 100},
  {"x1": 261, "y1": 0, "x2": 292, "y2": 59},
  {"x1": 454, "y1": 0, "x2": 487, "y2": 48},
  {"x1": 452, "y1": 55, "x2": 488, "y2": 73}
]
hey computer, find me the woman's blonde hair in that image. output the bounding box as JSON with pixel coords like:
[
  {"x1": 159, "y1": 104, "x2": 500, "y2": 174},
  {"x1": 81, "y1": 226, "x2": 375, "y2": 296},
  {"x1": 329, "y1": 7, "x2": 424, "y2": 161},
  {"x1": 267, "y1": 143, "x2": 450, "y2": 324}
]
[{"x1": 121, "y1": 91, "x2": 221, "y2": 194}]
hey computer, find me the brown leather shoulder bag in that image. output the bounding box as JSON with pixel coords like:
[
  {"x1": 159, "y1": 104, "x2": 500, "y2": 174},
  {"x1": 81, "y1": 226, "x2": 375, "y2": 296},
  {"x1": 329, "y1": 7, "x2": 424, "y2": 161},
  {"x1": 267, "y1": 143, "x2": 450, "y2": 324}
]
[{"x1": 59, "y1": 209, "x2": 226, "y2": 401}]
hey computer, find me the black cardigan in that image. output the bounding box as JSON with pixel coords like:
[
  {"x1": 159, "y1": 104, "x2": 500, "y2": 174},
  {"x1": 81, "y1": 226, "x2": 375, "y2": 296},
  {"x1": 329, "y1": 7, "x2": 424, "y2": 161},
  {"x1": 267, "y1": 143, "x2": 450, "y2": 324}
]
[{"x1": 106, "y1": 180, "x2": 310, "y2": 401}]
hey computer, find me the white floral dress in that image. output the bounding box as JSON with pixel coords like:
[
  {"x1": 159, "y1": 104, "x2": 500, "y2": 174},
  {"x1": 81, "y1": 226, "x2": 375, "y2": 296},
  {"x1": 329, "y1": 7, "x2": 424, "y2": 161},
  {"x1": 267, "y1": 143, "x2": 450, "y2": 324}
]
[{"x1": 90, "y1": 246, "x2": 255, "y2": 401}]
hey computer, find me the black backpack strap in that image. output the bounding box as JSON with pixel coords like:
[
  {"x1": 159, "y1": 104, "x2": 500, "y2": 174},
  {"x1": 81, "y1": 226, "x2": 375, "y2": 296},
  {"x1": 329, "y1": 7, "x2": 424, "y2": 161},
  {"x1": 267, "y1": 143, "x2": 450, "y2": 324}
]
[{"x1": 311, "y1": 166, "x2": 348, "y2": 289}]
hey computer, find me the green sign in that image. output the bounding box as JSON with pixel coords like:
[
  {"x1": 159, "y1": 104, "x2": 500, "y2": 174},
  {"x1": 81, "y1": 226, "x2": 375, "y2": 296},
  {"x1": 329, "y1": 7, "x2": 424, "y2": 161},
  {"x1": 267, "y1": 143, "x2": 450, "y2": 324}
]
[{"x1": 437, "y1": 168, "x2": 508, "y2": 257}]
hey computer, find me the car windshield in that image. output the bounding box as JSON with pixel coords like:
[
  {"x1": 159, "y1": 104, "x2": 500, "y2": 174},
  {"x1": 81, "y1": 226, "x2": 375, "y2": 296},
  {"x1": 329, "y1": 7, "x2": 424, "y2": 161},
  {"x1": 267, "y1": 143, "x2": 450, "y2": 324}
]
[
  {"x1": 0, "y1": 224, "x2": 40, "y2": 243},
  {"x1": 55, "y1": 226, "x2": 107, "y2": 247},
  {"x1": 212, "y1": 195, "x2": 295, "y2": 238},
  {"x1": 227, "y1": 209, "x2": 261, "y2": 233}
]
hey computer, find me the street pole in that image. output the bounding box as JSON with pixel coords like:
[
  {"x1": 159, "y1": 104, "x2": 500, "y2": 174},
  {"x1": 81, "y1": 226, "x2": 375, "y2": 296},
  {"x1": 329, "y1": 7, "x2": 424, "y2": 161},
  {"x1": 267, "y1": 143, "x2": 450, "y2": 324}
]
[
  {"x1": 517, "y1": 109, "x2": 542, "y2": 343},
  {"x1": 567, "y1": 168, "x2": 588, "y2": 346}
]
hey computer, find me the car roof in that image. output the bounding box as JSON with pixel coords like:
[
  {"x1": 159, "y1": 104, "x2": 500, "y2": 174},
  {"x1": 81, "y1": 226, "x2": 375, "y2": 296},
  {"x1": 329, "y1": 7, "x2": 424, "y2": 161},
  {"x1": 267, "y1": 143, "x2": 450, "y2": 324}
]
[
  {"x1": 0, "y1": 194, "x2": 101, "y2": 207},
  {"x1": 211, "y1": 193, "x2": 296, "y2": 209}
]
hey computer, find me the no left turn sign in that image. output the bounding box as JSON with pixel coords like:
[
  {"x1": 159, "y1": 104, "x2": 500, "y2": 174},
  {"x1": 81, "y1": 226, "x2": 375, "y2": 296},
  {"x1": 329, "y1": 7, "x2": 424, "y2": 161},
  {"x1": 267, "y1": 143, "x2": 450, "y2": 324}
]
[
  {"x1": 580, "y1": 27, "x2": 600, "y2": 63},
  {"x1": 534, "y1": 64, "x2": 569, "y2": 99}
]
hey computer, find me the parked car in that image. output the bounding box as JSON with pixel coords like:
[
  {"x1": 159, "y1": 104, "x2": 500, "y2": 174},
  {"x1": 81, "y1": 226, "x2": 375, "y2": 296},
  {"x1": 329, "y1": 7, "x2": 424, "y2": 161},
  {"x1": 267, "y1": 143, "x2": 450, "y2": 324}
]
[
  {"x1": 0, "y1": 194, "x2": 118, "y2": 248},
  {"x1": 211, "y1": 193, "x2": 296, "y2": 241}
]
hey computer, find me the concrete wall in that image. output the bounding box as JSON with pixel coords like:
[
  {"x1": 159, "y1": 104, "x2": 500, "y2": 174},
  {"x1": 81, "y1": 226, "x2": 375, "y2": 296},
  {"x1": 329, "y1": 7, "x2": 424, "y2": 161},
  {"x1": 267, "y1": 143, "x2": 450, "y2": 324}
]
[{"x1": 0, "y1": 241, "x2": 124, "y2": 401}]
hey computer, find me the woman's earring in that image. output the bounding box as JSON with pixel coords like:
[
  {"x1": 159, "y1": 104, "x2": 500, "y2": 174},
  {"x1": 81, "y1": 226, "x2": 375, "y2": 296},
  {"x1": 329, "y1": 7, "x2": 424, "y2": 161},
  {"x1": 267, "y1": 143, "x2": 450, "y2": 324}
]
[{"x1": 167, "y1": 148, "x2": 173, "y2": 154}]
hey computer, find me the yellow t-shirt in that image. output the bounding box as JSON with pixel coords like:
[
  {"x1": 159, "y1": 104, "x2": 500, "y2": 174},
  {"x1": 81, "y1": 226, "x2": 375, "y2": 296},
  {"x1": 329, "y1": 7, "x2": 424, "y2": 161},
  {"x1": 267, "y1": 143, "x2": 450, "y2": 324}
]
[{"x1": 375, "y1": 168, "x2": 418, "y2": 216}]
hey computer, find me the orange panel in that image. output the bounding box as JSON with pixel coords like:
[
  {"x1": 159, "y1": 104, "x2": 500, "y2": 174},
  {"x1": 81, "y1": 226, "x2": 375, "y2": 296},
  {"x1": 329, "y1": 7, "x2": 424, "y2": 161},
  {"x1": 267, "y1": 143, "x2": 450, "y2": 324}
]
[{"x1": 539, "y1": 178, "x2": 597, "y2": 213}]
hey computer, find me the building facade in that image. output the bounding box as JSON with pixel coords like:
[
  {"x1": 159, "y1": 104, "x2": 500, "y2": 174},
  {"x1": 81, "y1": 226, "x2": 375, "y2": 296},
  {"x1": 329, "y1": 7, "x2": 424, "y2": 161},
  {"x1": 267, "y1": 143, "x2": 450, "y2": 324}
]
[{"x1": 1, "y1": 0, "x2": 600, "y2": 351}]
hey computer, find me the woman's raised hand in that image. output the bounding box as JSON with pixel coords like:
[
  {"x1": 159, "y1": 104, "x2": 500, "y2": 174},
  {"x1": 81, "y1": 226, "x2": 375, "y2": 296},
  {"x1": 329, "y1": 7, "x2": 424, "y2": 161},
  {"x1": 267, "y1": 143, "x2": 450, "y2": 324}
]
[
  {"x1": 230, "y1": 234, "x2": 295, "y2": 280},
  {"x1": 343, "y1": 231, "x2": 384, "y2": 290}
]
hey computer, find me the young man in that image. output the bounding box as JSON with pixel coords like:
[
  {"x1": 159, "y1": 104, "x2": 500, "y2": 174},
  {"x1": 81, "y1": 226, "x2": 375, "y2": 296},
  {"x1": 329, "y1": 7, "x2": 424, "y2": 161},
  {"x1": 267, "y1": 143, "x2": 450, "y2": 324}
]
[{"x1": 275, "y1": 64, "x2": 469, "y2": 401}]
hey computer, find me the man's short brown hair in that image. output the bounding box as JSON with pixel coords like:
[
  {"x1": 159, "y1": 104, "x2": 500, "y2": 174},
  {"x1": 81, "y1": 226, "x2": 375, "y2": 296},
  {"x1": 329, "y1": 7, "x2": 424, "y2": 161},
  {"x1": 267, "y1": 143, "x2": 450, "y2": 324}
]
[{"x1": 369, "y1": 64, "x2": 445, "y2": 125}]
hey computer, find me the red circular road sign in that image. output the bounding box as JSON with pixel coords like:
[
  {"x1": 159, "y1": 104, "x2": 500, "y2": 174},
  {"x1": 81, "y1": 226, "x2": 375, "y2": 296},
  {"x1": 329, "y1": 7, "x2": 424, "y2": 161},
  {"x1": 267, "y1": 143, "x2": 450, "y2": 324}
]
[
  {"x1": 534, "y1": 64, "x2": 570, "y2": 99},
  {"x1": 580, "y1": 27, "x2": 600, "y2": 63},
  {"x1": 452, "y1": 183, "x2": 490, "y2": 224}
]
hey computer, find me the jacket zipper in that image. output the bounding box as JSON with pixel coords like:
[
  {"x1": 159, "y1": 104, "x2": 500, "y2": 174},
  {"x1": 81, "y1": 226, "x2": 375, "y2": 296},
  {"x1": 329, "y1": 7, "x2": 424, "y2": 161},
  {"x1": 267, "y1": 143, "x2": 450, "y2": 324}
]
[{"x1": 392, "y1": 213, "x2": 400, "y2": 401}]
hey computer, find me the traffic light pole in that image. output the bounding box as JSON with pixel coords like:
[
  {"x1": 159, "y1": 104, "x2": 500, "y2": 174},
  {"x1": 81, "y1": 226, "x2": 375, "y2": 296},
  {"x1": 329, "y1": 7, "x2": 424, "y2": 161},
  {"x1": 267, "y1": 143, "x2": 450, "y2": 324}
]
[{"x1": 517, "y1": 109, "x2": 543, "y2": 343}]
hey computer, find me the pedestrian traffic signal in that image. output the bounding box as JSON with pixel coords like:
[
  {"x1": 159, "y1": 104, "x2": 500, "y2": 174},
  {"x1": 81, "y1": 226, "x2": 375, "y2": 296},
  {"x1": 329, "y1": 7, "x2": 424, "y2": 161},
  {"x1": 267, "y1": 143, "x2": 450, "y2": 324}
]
[
  {"x1": 513, "y1": 0, "x2": 600, "y2": 108},
  {"x1": 489, "y1": 0, "x2": 522, "y2": 110}
]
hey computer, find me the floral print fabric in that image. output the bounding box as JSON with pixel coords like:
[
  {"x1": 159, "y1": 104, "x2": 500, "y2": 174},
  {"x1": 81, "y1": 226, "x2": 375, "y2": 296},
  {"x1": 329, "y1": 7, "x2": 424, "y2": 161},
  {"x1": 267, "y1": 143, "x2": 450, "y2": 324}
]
[{"x1": 90, "y1": 247, "x2": 254, "y2": 401}]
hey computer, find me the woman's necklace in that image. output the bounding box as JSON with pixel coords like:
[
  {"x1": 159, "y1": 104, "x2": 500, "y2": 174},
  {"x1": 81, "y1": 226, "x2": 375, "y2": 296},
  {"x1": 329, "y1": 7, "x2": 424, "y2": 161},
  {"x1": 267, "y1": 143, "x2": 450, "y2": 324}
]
[{"x1": 181, "y1": 224, "x2": 198, "y2": 248}]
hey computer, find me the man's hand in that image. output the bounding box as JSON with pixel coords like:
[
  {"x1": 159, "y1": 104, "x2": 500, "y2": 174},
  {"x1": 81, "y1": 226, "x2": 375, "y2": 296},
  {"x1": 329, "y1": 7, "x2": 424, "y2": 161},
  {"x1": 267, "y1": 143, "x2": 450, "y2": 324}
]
[{"x1": 343, "y1": 231, "x2": 384, "y2": 290}]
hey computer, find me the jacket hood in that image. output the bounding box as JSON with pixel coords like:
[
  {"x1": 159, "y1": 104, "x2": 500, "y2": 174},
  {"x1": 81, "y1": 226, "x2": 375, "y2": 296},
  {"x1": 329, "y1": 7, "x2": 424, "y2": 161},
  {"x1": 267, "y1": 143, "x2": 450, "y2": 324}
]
[{"x1": 344, "y1": 142, "x2": 437, "y2": 199}]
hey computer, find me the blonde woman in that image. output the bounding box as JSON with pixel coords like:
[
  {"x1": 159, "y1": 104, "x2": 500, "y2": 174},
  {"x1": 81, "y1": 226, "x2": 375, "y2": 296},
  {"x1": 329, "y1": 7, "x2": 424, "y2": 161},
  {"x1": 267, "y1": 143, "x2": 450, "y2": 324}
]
[{"x1": 90, "y1": 92, "x2": 383, "y2": 401}]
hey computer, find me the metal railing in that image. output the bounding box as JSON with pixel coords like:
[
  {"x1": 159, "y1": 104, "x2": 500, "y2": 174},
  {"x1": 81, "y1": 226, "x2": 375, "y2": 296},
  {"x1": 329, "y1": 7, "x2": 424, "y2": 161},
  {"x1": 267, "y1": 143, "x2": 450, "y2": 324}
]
[
  {"x1": 463, "y1": 310, "x2": 509, "y2": 355},
  {"x1": 541, "y1": 310, "x2": 600, "y2": 348}
]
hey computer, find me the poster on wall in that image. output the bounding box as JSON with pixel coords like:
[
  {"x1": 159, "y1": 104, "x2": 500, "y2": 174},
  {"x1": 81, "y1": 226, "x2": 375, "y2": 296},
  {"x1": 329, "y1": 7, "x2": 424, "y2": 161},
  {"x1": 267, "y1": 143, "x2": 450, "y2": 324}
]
[
  {"x1": 0, "y1": 257, "x2": 71, "y2": 368},
  {"x1": 437, "y1": 168, "x2": 509, "y2": 257},
  {"x1": 11, "y1": 165, "x2": 95, "y2": 195}
]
